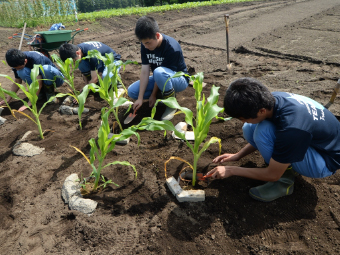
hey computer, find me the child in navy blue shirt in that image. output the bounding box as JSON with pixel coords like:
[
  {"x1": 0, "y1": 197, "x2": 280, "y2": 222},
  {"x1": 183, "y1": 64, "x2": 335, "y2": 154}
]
[
  {"x1": 128, "y1": 16, "x2": 189, "y2": 120},
  {"x1": 207, "y1": 77, "x2": 340, "y2": 202},
  {"x1": 0, "y1": 49, "x2": 64, "y2": 111},
  {"x1": 59, "y1": 42, "x2": 121, "y2": 86}
]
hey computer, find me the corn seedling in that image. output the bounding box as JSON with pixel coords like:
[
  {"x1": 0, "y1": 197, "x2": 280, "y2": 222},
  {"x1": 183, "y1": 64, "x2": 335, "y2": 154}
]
[
  {"x1": 138, "y1": 72, "x2": 225, "y2": 186},
  {"x1": 71, "y1": 107, "x2": 140, "y2": 191},
  {"x1": 0, "y1": 64, "x2": 64, "y2": 139},
  {"x1": 0, "y1": 83, "x2": 16, "y2": 118},
  {"x1": 51, "y1": 54, "x2": 87, "y2": 129},
  {"x1": 80, "y1": 50, "x2": 137, "y2": 132}
]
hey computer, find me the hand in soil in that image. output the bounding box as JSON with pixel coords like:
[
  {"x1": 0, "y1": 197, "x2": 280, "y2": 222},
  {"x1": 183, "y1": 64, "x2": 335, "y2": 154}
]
[
  {"x1": 148, "y1": 94, "x2": 157, "y2": 108},
  {"x1": 207, "y1": 165, "x2": 231, "y2": 179},
  {"x1": 213, "y1": 153, "x2": 239, "y2": 163},
  {"x1": 133, "y1": 98, "x2": 143, "y2": 110},
  {"x1": 18, "y1": 105, "x2": 28, "y2": 112}
]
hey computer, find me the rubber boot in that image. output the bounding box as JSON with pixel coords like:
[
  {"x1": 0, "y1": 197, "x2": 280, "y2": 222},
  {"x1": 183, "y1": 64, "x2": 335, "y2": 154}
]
[
  {"x1": 44, "y1": 84, "x2": 57, "y2": 104},
  {"x1": 161, "y1": 88, "x2": 176, "y2": 121},
  {"x1": 249, "y1": 166, "x2": 296, "y2": 202}
]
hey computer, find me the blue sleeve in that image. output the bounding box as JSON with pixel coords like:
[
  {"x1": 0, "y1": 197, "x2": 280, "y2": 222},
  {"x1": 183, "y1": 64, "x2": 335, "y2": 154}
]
[{"x1": 272, "y1": 129, "x2": 312, "y2": 163}]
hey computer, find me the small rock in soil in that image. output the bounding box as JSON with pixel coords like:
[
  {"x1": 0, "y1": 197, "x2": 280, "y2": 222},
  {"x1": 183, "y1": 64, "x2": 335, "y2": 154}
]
[
  {"x1": 72, "y1": 107, "x2": 90, "y2": 114},
  {"x1": 69, "y1": 196, "x2": 98, "y2": 215},
  {"x1": 12, "y1": 142, "x2": 45, "y2": 157},
  {"x1": 0, "y1": 116, "x2": 6, "y2": 125},
  {"x1": 59, "y1": 105, "x2": 74, "y2": 115}
]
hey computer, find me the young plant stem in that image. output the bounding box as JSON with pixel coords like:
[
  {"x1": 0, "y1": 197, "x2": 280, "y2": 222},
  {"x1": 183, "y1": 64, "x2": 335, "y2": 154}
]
[
  {"x1": 72, "y1": 107, "x2": 140, "y2": 191},
  {"x1": 137, "y1": 72, "x2": 225, "y2": 186},
  {"x1": 192, "y1": 154, "x2": 199, "y2": 186},
  {"x1": 51, "y1": 54, "x2": 85, "y2": 129},
  {"x1": 80, "y1": 50, "x2": 137, "y2": 132},
  {"x1": 0, "y1": 64, "x2": 64, "y2": 139}
]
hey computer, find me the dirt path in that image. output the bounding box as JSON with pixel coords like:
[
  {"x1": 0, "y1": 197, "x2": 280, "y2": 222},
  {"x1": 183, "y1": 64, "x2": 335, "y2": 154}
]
[{"x1": 1, "y1": 0, "x2": 340, "y2": 254}]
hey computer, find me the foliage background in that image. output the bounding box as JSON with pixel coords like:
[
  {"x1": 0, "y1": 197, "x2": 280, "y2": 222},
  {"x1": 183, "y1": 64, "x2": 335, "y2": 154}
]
[{"x1": 0, "y1": 0, "x2": 256, "y2": 27}]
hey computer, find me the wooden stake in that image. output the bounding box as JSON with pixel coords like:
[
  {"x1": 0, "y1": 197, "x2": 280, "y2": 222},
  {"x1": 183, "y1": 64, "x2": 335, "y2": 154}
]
[{"x1": 18, "y1": 22, "x2": 27, "y2": 51}]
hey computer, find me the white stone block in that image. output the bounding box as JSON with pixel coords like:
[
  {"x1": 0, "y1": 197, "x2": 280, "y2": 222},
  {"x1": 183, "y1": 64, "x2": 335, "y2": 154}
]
[
  {"x1": 108, "y1": 132, "x2": 130, "y2": 145},
  {"x1": 172, "y1": 122, "x2": 195, "y2": 141},
  {"x1": 176, "y1": 190, "x2": 205, "y2": 202},
  {"x1": 0, "y1": 116, "x2": 6, "y2": 125},
  {"x1": 69, "y1": 196, "x2": 98, "y2": 215},
  {"x1": 166, "y1": 177, "x2": 183, "y2": 196},
  {"x1": 61, "y1": 173, "x2": 81, "y2": 203}
]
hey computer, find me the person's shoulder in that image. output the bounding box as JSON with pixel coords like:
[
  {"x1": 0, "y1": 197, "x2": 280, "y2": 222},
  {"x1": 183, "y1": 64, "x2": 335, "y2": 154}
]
[
  {"x1": 77, "y1": 42, "x2": 85, "y2": 48},
  {"x1": 26, "y1": 51, "x2": 44, "y2": 58},
  {"x1": 162, "y1": 34, "x2": 181, "y2": 50},
  {"x1": 163, "y1": 34, "x2": 178, "y2": 43}
]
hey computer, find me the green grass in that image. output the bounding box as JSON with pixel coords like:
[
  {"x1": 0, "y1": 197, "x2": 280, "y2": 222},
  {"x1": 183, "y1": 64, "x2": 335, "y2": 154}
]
[{"x1": 0, "y1": 0, "x2": 261, "y2": 28}]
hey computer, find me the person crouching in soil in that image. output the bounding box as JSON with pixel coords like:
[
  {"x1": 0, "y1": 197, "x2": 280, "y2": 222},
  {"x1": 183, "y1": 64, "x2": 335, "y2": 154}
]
[
  {"x1": 0, "y1": 49, "x2": 64, "y2": 112},
  {"x1": 127, "y1": 16, "x2": 190, "y2": 120},
  {"x1": 207, "y1": 77, "x2": 340, "y2": 202},
  {"x1": 59, "y1": 42, "x2": 121, "y2": 103}
]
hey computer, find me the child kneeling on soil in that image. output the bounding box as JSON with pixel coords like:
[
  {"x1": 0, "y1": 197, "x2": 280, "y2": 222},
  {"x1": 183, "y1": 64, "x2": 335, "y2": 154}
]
[
  {"x1": 0, "y1": 49, "x2": 64, "y2": 112},
  {"x1": 128, "y1": 16, "x2": 190, "y2": 120},
  {"x1": 59, "y1": 41, "x2": 121, "y2": 87},
  {"x1": 207, "y1": 77, "x2": 340, "y2": 202}
]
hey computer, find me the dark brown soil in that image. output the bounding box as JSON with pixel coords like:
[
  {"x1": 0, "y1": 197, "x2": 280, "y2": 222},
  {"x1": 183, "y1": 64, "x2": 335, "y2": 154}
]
[{"x1": 1, "y1": 0, "x2": 340, "y2": 254}]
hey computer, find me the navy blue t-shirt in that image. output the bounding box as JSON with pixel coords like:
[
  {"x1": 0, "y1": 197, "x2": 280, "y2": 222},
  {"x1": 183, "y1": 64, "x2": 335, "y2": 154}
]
[
  {"x1": 141, "y1": 34, "x2": 189, "y2": 82},
  {"x1": 13, "y1": 51, "x2": 56, "y2": 79},
  {"x1": 270, "y1": 92, "x2": 340, "y2": 172},
  {"x1": 78, "y1": 42, "x2": 121, "y2": 73}
]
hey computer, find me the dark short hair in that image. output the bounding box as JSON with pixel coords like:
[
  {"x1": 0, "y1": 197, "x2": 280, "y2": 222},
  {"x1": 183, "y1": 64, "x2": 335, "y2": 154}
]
[
  {"x1": 224, "y1": 77, "x2": 275, "y2": 119},
  {"x1": 135, "y1": 16, "x2": 159, "y2": 40},
  {"x1": 6, "y1": 48, "x2": 26, "y2": 67},
  {"x1": 59, "y1": 43, "x2": 79, "y2": 62}
]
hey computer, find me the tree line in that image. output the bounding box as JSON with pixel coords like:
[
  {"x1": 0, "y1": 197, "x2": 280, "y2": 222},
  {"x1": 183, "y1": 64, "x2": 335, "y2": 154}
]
[{"x1": 77, "y1": 0, "x2": 205, "y2": 13}]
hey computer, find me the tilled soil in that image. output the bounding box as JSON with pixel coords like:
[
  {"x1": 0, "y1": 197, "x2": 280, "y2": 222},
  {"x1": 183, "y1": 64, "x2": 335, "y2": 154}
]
[{"x1": 1, "y1": 0, "x2": 340, "y2": 254}]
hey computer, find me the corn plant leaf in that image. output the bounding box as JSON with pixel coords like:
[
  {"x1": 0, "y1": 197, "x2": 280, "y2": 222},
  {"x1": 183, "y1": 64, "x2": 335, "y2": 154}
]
[
  {"x1": 103, "y1": 161, "x2": 137, "y2": 179},
  {"x1": 12, "y1": 110, "x2": 36, "y2": 124},
  {"x1": 205, "y1": 85, "x2": 220, "y2": 108},
  {"x1": 192, "y1": 72, "x2": 204, "y2": 102},
  {"x1": 89, "y1": 138, "x2": 99, "y2": 166},
  {"x1": 198, "y1": 137, "x2": 221, "y2": 158},
  {"x1": 98, "y1": 108, "x2": 111, "y2": 155},
  {"x1": 137, "y1": 117, "x2": 194, "y2": 151},
  {"x1": 152, "y1": 97, "x2": 194, "y2": 127},
  {"x1": 107, "y1": 126, "x2": 141, "y2": 153},
  {"x1": 70, "y1": 145, "x2": 91, "y2": 166},
  {"x1": 0, "y1": 83, "x2": 21, "y2": 101},
  {"x1": 161, "y1": 71, "x2": 188, "y2": 93},
  {"x1": 38, "y1": 93, "x2": 68, "y2": 115}
]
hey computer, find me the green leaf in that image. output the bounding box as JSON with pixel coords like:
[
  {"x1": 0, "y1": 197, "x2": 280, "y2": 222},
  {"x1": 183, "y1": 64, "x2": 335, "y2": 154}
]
[
  {"x1": 152, "y1": 97, "x2": 194, "y2": 127},
  {"x1": 103, "y1": 161, "x2": 137, "y2": 179}
]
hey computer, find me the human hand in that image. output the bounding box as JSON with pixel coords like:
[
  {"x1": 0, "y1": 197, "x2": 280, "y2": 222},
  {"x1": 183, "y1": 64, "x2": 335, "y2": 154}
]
[
  {"x1": 18, "y1": 105, "x2": 28, "y2": 112},
  {"x1": 212, "y1": 153, "x2": 239, "y2": 163},
  {"x1": 18, "y1": 101, "x2": 32, "y2": 112},
  {"x1": 0, "y1": 98, "x2": 11, "y2": 106},
  {"x1": 133, "y1": 98, "x2": 143, "y2": 111},
  {"x1": 206, "y1": 166, "x2": 232, "y2": 179},
  {"x1": 73, "y1": 89, "x2": 83, "y2": 105},
  {"x1": 149, "y1": 94, "x2": 157, "y2": 108}
]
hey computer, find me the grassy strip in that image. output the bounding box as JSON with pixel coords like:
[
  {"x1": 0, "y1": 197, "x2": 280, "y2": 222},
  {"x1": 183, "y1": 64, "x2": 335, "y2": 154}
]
[{"x1": 1, "y1": 0, "x2": 261, "y2": 28}]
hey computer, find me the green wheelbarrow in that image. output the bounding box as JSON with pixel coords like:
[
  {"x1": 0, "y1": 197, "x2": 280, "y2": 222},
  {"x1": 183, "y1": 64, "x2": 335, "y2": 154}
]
[{"x1": 9, "y1": 28, "x2": 88, "y2": 59}]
